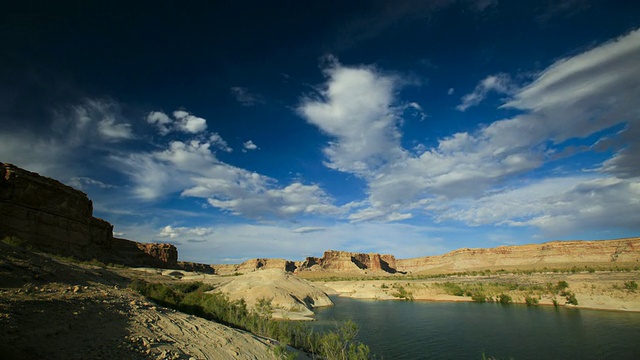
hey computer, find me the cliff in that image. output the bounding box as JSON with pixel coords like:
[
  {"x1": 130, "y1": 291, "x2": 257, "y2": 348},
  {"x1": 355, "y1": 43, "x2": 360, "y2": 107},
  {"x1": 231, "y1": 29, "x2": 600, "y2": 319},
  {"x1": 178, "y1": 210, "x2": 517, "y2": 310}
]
[
  {"x1": 296, "y1": 250, "x2": 397, "y2": 273},
  {"x1": 396, "y1": 238, "x2": 640, "y2": 273},
  {"x1": 0, "y1": 162, "x2": 177, "y2": 268}
]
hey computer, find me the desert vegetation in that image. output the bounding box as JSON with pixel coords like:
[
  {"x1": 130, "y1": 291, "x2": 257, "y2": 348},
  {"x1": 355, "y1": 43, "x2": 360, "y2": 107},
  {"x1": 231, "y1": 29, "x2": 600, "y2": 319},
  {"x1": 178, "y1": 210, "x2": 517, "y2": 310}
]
[{"x1": 129, "y1": 279, "x2": 372, "y2": 359}]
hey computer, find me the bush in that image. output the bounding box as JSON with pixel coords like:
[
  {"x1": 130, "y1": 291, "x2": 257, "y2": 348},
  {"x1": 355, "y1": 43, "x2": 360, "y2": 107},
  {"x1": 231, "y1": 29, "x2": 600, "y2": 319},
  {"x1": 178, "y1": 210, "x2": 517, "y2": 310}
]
[
  {"x1": 555, "y1": 281, "x2": 569, "y2": 293},
  {"x1": 1, "y1": 235, "x2": 26, "y2": 247},
  {"x1": 439, "y1": 282, "x2": 465, "y2": 296},
  {"x1": 471, "y1": 292, "x2": 487, "y2": 303},
  {"x1": 564, "y1": 291, "x2": 578, "y2": 305},
  {"x1": 391, "y1": 285, "x2": 414, "y2": 300},
  {"x1": 623, "y1": 281, "x2": 638, "y2": 292},
  {"x1": 497, "y1": 294, "x2": 512, "y2": 304},
  {"x1": 524, "y1": 295, "x2": 539, "y2": 306}
]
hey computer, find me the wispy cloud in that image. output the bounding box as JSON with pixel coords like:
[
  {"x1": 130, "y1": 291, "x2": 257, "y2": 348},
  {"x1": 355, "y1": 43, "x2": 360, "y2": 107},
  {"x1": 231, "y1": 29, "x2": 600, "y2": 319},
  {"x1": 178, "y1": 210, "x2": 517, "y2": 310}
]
[
  {"x1": 230, "y1": 86, "x2": 264, "y2": 106},
  {"x1": 456, "y1": 73, "x2": 514, "y2": 111}
]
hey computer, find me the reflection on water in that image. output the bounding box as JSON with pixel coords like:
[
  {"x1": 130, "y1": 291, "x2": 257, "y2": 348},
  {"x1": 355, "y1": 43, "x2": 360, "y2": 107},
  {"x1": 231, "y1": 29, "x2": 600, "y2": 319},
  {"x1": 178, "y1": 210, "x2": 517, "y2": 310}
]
[{"x1": 313, "y1": 297, "x2": 640, "y2": 359}]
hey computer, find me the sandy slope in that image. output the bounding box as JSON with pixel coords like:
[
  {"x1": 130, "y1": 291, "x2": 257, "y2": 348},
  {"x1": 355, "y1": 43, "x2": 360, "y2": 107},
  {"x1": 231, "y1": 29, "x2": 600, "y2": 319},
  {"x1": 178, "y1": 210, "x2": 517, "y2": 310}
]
[
  {"x1": 166, "y1": 268, "x2": 334, "y2": 320},
  {"x1": 0, "y1": 243, "x2": 306, "y2": 360}
]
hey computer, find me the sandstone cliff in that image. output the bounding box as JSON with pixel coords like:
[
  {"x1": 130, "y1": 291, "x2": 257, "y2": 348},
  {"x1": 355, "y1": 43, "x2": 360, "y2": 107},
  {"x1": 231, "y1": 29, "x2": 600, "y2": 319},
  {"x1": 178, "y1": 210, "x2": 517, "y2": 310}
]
[
  {"x1": 0, "y1": 162, "x2": 177, "y2": 268},
  {"x1": 296, "y1": 250, "x2": 397, "y2": 273},
  {"x1": 396, "y1": 238, "x2": 640, "y2": 273}
]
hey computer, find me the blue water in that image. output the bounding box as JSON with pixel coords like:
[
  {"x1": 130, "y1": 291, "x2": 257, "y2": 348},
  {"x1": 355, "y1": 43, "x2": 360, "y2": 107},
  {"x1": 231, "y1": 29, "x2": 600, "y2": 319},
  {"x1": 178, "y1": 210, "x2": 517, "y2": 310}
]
[{"x1": 313, "y1": 297, "x2": 640, "y2": 359}]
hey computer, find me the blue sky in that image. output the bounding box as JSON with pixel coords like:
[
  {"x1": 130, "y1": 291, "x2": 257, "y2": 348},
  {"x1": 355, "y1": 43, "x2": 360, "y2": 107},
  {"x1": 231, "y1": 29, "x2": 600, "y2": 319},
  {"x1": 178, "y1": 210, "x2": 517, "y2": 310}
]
[{"x1": 2, "y1": 1, "x2": 640, "y2": 263}]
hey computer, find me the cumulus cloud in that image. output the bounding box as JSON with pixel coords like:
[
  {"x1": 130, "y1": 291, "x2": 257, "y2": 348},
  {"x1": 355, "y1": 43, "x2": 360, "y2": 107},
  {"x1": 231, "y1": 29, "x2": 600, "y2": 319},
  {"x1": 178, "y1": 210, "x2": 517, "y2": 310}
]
[
  {"x1": 114, "y1": 134, "x2": 340, "y2": 219},
  {"x1": 298, "y1": 60, "x2": 406, "y2": 176},
  {"x1": 243, "y1": 140, "x2": 258, "y2": 151},
  {"x1": 146, "y1": 109, "x2": 207, "y2": 135},
  {"x1": 230, "y1": 86, "x2": 264, "y2": 106},
  {"x1": 301, "y1": 28, "x2": 640, "y2": 236},
  {"x1": 456, "y1": 73, "x2": 514, "y2": 111}
]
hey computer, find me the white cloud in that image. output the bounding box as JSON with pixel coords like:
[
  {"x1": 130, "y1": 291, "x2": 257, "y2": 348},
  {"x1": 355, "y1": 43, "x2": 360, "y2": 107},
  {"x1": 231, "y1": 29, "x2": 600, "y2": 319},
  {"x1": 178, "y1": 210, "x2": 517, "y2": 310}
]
[
  {"x1": 158, "y1": 225, "x2": 214, "y2": 239},
  {"x1": 292, "y1": 226, "x2": 327, "y2": 234},
  {"x1": 146, "y1": 109, "x2": 208, "y2": 135},
  {"x1": 242, "y1": 140, "x2": 258, "y2": 151},
  {"x1": 113, "y1": 135, "x2": 340, "y2": 219},
  {"x1": 69, "y1": 177, "x2": 117, "y2": 190},
  {"x1": 456, "y1": 73, "x2": 514, "y2": 111},
  {"x1": 61, "y1": 98, "x2": 134, "y2": 141},
  {"x1": 210, "y1": 133, "x2": 233, "y2": 153},
  {"x1": 97, "y1": 117, "x2": 133, "y2": 140},
  {"x1": 173, "y1": 110, "x2": 207, "y2": 133},
  {"x1": 434, "y1": 176, "x2": 640, "y2": 236},
  {"x1": 230, "y1": 86, "x2": 264, "y2": 106},
  {"x1": 146, "y1": 111, "x2": 172, "y2": 135},
  {"x1": 298, "y1": 61, "x2": 406, "y2": 177},
  {"x1": 0, "y1": 97, "x2": 134, "y2": 181},
  {"x1": 447, "y1": 88, "x2": 454, "y2": 95},
  {"x1": 301, "y1": 29, "x2": 640, "y2": 236}
]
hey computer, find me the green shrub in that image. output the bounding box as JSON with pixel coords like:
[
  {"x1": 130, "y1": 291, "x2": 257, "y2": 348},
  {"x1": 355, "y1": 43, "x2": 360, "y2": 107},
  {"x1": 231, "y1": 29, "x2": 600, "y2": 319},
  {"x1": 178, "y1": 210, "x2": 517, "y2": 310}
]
[
  {"x1": 497, "y1": 294, "x2": 512, "y2": 304},
  {"x1": 623, "y1": 281, "x2": 638, "y2": 292},
  {"x1": 471, "y1": 292, "x2": 487, "y2": 303},
  {"x1": 555, "y1": 281, "x2": 569, "y2": 292},
  {"x1": 391, "y1": 285, "x2": 414, "y2": 300},
  {"x1": 524, "y1": 295, "x2": 539, "y2": 306},
  {"x1": 438, "y1": 282, "x2": 464, "y2": 296},
  {"x1": 1, "y1": 235, "x2": 26, "y2": 247},
  {"x1": 564, "y1": 291, "x2": 578, "y2": 305}
]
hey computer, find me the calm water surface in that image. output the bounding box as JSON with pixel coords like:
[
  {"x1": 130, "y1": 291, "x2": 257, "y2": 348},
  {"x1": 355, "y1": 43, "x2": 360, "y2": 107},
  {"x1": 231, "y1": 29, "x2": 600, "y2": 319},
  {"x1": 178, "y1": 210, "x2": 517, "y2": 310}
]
[{"x1": 313, "y1": 296, "x2": 640, "y2": 359}]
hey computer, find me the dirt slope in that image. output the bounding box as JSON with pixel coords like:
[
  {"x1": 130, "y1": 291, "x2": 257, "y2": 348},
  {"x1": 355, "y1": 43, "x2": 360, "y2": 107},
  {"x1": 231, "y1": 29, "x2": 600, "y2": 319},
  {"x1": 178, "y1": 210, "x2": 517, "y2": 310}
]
[{"x1": 0, "y1": 242, "x2": 296, "y2": 360}]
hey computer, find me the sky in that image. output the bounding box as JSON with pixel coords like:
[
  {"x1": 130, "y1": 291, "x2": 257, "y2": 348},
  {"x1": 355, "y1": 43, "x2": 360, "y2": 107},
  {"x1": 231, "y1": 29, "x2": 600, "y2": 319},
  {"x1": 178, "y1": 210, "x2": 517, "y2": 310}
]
[{"x1": 2, "y1": 1, "x2": 640, "y2": 264}]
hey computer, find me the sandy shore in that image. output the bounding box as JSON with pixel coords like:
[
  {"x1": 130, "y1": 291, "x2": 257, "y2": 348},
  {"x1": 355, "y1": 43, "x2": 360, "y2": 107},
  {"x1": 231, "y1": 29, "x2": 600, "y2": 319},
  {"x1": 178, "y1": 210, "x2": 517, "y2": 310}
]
[{"x1": 318, "y1": 271, "x2": 640, "y2": 312}]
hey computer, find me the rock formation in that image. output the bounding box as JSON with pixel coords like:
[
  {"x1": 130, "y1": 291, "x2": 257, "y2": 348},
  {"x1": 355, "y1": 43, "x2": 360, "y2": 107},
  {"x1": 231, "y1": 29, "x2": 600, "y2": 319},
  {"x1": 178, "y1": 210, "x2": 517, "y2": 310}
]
[
  {"x1": 0, "y1": 162, "x2": 177, "y2": 268},
  {"x1": 396, "y1": 238, "x2": 640, "y2": 273},
  {"x1": 296, "y1": 250, "x2": 398, "y2": 273}
]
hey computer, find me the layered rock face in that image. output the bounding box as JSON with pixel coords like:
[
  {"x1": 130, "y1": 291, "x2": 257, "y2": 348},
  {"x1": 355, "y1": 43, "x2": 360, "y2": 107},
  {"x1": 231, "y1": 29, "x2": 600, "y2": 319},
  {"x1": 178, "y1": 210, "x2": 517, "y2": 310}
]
[
  {"x1": 297, "y1": 250, "x2": 398, "y2": 273},
  {"x1": 0, "y1": 162, "x2": 177, "y2": 268},
  {"x1": 396, "y1": 238, "x2": 640, "y2": 273},
  {"x1": 208, "y1": 258, "x2": 298, "y2": 275}
]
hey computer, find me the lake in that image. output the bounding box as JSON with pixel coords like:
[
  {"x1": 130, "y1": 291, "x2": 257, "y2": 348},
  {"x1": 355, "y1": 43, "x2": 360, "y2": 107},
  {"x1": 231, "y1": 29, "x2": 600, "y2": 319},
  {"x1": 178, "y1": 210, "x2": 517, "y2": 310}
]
[{"x1": 313, "y1": 296, "x2": 640, "y2": 359}]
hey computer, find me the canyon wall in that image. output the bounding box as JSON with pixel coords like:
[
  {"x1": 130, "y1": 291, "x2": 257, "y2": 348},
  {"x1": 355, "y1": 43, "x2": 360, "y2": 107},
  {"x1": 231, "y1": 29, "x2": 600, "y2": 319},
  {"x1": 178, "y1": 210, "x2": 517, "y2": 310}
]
[
  {"x1": 396, "y1": 238, "x2": 640, "y2": 273},
  {"x1": 0, "y1": 162, "x2": 177, "y2": 268},
  {"x1": 296, "y1": 250, "x2": 398, "y2": 273}
]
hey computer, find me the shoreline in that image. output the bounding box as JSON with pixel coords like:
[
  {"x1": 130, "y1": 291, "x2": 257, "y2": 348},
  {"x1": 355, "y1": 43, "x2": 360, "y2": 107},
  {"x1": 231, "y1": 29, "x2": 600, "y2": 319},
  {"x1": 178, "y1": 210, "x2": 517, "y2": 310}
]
[{"x1": 317, "y1": 271, "x2": 640, "y2": 314}]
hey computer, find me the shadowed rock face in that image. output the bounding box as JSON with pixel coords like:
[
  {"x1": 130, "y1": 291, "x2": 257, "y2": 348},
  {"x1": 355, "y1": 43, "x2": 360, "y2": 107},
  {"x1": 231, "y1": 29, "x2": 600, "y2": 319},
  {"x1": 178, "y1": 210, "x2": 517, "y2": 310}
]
[{"x1": 0, "y1": 162, "x2": 177, "y2": 268}]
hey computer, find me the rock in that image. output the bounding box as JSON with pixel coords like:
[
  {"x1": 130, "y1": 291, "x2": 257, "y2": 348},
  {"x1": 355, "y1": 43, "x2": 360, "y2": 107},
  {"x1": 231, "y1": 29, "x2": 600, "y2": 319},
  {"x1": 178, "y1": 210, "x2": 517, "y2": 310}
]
[
  {"x1": 296, "y1": 250, "x2": 398, "y2": 273},
  {"x1": 0, "y1": 162, "x2": 179, "y2": 269},
  {"x1": 396, "y1": 238, "x2": 640, "y2": 273},
  {"x1": 73, "y1": 285, "x2": 81, "y2": 293}
]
